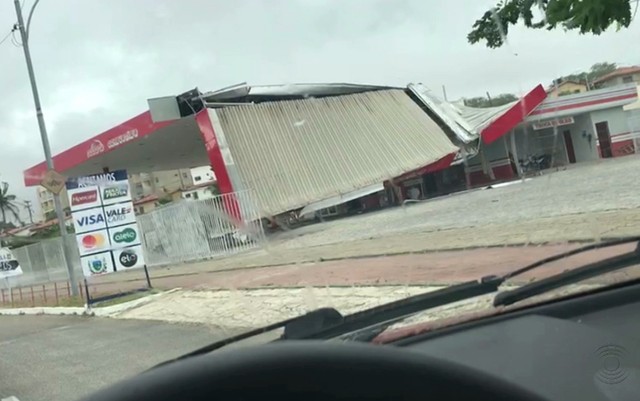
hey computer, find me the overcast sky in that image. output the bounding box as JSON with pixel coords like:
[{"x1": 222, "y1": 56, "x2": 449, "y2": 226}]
[{"x1": 1, "y1": 0, "x2": 639, "y2": 218}]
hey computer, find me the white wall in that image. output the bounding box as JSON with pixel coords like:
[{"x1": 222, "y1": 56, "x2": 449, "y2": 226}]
[
  {"x1": 182, "y1": 187, "x2": 215, "y2": 201},
  {"x1": 590, "y1": 106, "x2": 639, "y2": 137},
  {"x1": 569, "y1": 114, "x2": 599, "y2": 162}
]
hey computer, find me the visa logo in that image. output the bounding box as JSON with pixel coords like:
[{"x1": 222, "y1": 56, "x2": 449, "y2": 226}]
[{"x1": 77, "y1": 214, "x2": 105, "y2": 226}]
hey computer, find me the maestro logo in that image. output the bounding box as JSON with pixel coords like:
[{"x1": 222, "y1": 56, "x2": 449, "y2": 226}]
[
  {"x1": 119, "y1": 249, "x2": 138, "y2": 268},
  {"x1": 113, "y1": 227, "x2": 137, "y2": 244},
  {"x1": 71, "y1": 189, "x2": 98, "y2": 206},
  {"x1": 86, "y1": 255, "x2": 108, "y2": 274},
  {"x1": 103, "y1": 184, "x2": 128, "y2": 200},
  {"x1": 80, "y1": 233, "x2": 106, "y2": 250}
]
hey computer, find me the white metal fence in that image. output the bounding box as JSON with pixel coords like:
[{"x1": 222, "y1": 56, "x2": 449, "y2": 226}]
[
  {"x1": 7, "y1": 237, "x2": 82, "y2": 287},
  {"x1": 6, "y1": 190, "x2": 265, "y2": 287},
  {"x1": 137, "y1": 190, "x2": 265, "y2": 267}
]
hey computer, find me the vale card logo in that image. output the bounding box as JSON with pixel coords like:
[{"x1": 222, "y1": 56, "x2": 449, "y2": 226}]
[{"x1": 105, "y1": 206, "x2": 132, "y2": 224}]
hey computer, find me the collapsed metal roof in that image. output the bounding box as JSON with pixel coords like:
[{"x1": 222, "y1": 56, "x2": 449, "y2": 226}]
[{"x1": 210, "y1": 88, "x2": 458, "y2": 216}]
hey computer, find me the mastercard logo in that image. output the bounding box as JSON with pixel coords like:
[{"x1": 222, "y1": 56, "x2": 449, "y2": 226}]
[{"x1": 81, "y1": 233, "x2": 106, "y2": 249}]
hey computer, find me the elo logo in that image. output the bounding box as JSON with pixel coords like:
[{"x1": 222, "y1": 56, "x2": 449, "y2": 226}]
[{"x1": 119, "y1": 250, "x2": 138, "y2": 268}]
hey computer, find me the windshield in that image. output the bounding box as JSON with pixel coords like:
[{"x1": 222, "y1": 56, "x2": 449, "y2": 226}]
[{"x1": 2, "y1": 0, "x2": 640, "y2": 400}]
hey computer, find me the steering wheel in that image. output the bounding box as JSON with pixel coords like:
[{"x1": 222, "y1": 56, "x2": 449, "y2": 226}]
[{"x1": 81, "y1": 341, "x2": 548, "y2": 401}]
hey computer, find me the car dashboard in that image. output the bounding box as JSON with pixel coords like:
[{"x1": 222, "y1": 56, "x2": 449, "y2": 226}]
[{"x1": 395, "y1": 281, "x2": 640, "y2": 401}]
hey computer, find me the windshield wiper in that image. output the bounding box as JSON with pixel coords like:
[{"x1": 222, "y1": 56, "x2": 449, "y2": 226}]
[{"x1": 493, "y1": 237, "x2": 640, "y2": 306}]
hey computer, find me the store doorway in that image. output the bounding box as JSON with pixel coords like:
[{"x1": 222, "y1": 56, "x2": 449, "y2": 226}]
[
  {"x1": 595, "y1": 121, "x2": 613, "y2": 158},
  {"x1": 563, "y1": 130, "x2": 576, "y2": 164}
]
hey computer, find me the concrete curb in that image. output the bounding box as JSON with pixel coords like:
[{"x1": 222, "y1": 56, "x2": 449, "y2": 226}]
[{"x1": 0, "y1": 288, "x2": 181, "y2": 317}]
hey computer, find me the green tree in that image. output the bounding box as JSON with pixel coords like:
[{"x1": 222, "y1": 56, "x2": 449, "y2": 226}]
[
  {"x1": 0, "y1": 182, "x2": 22, "y2": 226},
  {"x1": 464, "y1": 93, "x2": 518, "y2": 108},
  {"x1": 468, "y1": 0, "x2": 634, "y2": 48},
  {"x1": 553, "y1": 62, "x2": 618, "y2": 86}
]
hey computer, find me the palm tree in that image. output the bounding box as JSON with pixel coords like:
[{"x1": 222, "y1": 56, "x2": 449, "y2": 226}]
[{"x1": 0, "y1": 182, "x2": 22, "y2": 226}]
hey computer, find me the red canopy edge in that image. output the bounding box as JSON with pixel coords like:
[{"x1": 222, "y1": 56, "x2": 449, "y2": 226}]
[
  {"x1": 394, "y1": 152, "x2": 457, "y2": 182},
  {"x1": 480, "y1": 84, "x2": 547, "y2": 145},
  {"x1": 23, "y1": 110, "x2": 173, "y2": 186}
]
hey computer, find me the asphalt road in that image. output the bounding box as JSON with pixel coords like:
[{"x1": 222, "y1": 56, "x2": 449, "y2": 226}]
[{"x1": 0, "y1": 315, "x2": 245, "y2": 401}]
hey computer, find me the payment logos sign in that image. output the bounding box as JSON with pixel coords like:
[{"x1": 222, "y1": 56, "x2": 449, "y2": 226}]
[
  {"x1": 113, "y1": 245, "x2": 145, "y2": 270},
  {"x1": 72, "y1": 207, "x2": 107, "y2": 234},
  {"x1": 76, "y1": 229, "x2": 110, "y2": 256},
  {"x1": 67, "y1": 169, "x2": 146, "y2": 278},
  {"x1": 80, "y1": 251, "x2": 115, "y2": 277},
  {"x1": 67, "y1": 185, "x2": 102, "y2": 212},
  {"x1": 103, "y1": 202, "x2": 136, "y2": 227}
]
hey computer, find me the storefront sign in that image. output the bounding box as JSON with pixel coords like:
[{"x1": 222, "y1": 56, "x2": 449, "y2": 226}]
[
  {"x1": 66, "y1": 169, "x2": 145, "y2": 278},
  {"x1": 0, "y1": 247, "x2": 23, "y2": 279},
  {"x1": 532, "y1": 116, "x2": 575, "y2": 130}
]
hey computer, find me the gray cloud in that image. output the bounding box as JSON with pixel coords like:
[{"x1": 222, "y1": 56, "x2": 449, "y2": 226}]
[{"x1": 1, "y1": 0, "x2": 639, "y2": 217}]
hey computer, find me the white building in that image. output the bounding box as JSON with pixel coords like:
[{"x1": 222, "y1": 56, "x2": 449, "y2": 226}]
[
  {"x1": 181, "y1": 183, "x2": 218, "y2": 201},
  {"x1": 190, "y1": 166, "x2": 216, "y2": 185}
]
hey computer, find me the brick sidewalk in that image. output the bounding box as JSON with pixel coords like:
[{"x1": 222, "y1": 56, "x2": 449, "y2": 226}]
[{"x1": 87, "y1": 242, "x2": 640, "y2": 299}]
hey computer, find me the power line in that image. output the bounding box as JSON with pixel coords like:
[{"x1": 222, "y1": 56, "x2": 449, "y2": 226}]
[{"x1": 0, "y1": 29, "x2": 13, "y2": 46}]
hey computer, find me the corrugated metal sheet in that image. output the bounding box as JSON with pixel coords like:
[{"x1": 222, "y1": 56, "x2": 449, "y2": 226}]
[
  {"x1": 202, "y1": 82, "x2": 397, "y2": 103},
  {"x1": 451, "y1": 100, "x2": 516, "y2": 134},
  {"x1": 215, "y1": 89, "x2": 458, "y2": 216},
  {"x1": 408, "y1": 83, "x2": 477, "y2": 143}
]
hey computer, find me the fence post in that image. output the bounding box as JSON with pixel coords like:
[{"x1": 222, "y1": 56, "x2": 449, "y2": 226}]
[
  {"x1": 18, "y1": 287, "x2": 23, "y2": 302},
  {"x1": 42, "y1": 284, "x2": 47, "y2": 304},
  {"x1": 30, "y1": 286, "x2": 35, "y2": 307},
  {"x1": 54, "y1": 282, "x2": 59, "y2": 305},
  {"x1": 1, "y1": 288, "x2": 5, "y2": 304}
]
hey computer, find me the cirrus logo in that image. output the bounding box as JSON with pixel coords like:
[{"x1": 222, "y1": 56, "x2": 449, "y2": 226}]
[{"x1": 113, "y1": 228, "x2": 136, "y2": 243}]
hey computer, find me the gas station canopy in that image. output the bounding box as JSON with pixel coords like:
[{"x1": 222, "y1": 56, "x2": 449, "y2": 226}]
[{"x1": 24, "y1": 110, "x2": 209, "y2": 186}]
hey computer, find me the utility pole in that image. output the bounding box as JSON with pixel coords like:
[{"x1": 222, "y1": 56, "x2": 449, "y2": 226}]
[
  {"x1": 13, "y1": 0, "x2": 79, "y2": 295},
  {"x1": 23, "y1": 200, "x2": 34, "y2": 224}
]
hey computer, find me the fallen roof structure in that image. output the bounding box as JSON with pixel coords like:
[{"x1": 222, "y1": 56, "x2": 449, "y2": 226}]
[
  {"x1": 409, "y1": 83, "x2": 547, "y2": 145},
  {"x1": 205, "y1": 88, "x2": 459, "y2": 216},
  {"x1": 24, "y1": 81, "x2": 546, "y2": 218}
]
